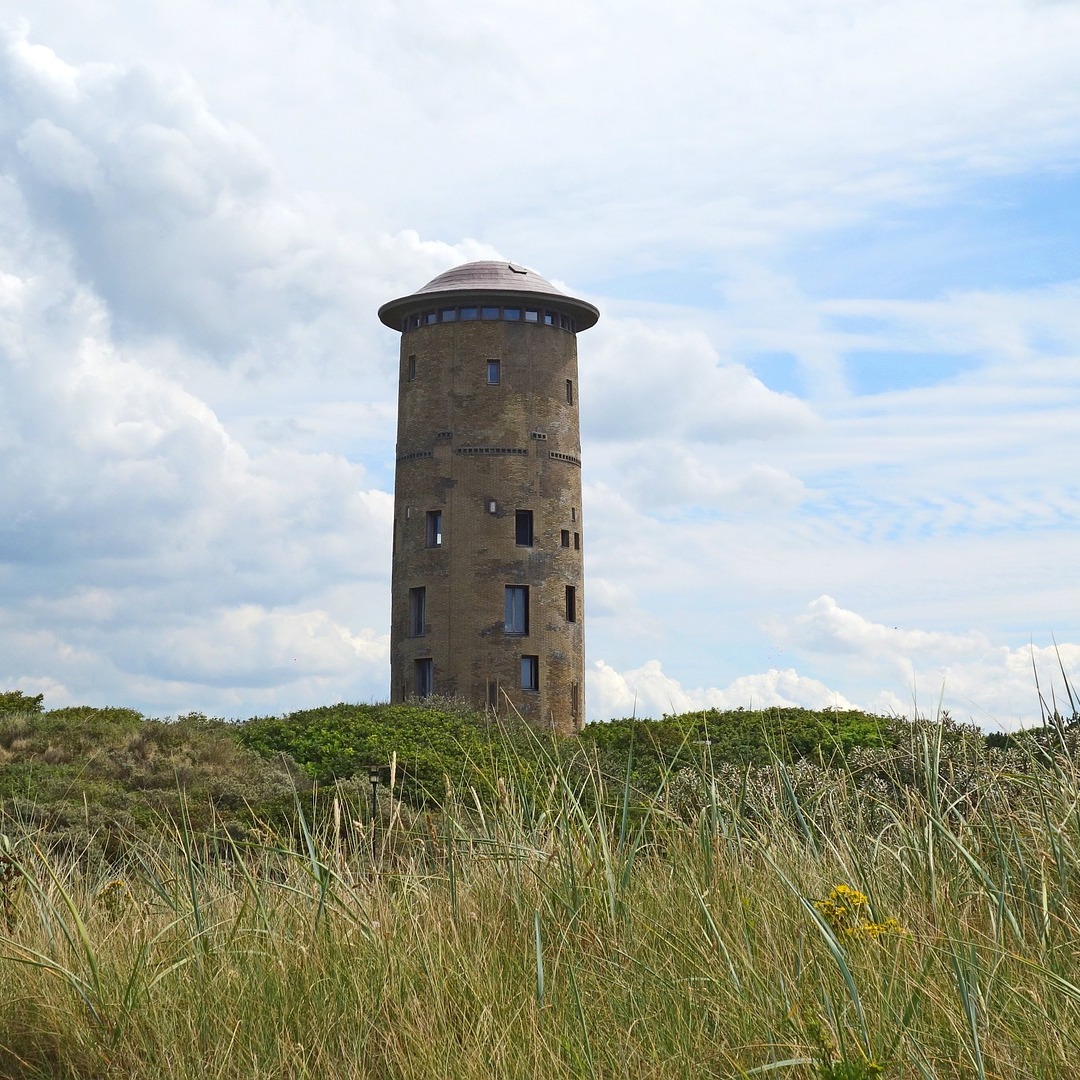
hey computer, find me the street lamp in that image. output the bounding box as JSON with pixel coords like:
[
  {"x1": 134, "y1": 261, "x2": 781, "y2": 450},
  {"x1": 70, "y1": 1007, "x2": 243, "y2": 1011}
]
[{"x1": 368, "y1": 765, "x2": 381, "y2": 825}]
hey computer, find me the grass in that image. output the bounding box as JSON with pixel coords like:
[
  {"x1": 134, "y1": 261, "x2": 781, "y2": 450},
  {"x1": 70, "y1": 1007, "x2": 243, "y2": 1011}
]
[{"x1": 0, "y1": 713, "x2": 1079, "y2": 1078}]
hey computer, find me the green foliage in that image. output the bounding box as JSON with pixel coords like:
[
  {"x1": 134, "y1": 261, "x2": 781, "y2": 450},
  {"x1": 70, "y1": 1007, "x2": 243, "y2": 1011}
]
[
  {"x1": 0, "y1": 705, "x2": 299, "y2": 854},
  {"x1": 237, "y1": 698, "x2": 529, "y2": 803},
  {"x1": 0, "y1": 711, "x2": 1079, "y2": 1076},
  {"x1": 575, "y1": 706, "x2": 897, "y2": 795},
  {"x1": 0, "y1": 690, "x2": 45, "y2": 717}
]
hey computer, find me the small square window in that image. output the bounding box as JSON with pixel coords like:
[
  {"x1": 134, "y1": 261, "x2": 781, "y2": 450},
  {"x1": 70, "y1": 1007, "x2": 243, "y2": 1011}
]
[
  {"x1": 415, "y1": 658, "x2": 433, "y2": 698},
  {"x1": 505, "y1": 585, "x2": 529, "y2": 635},
  {"x1": 426, "y1": 510, "x2": 442, "y2": 547},
  {"x1": 487, "y1": 359, "x2": 501, "y2": 385},
  {"x1": 565, "y1": 585, "x2": 576, "y2": 623},
  {"x1": 461, "y1": 307, "x2": 478, "y2": 320},
  {"x1": 521, "y1": 655, "x2": 539, "y2": 691},
  {"x1": 565, "y1": 380, "x2": 574, "y2": 405},
  {"x1": 560, "y1": 529, "x2": 570, "y2": 548},
  {"x1": 525, "y1": 309, "x2": 539, "y2": 323},
  {"x1": 409, "y1": 587, "x2": 426, "y2": 637},
  {"x1": 543, "y1": 311, "x2": 556, "y2": 326},
  {"x1": 440, "y1": 308, "x2": 457, "y2": 322},
  {"x1": 515, "y1": 509, "x2": 533, "y2": 546},
  {"x1": 425, "y1": 311, "x2": 438, "y2": 325},
  {"x1": 481, "y1": 306, "x2": 500, "y2": 320},
  {"x1": 504, "y1": 307, "x2": 521, "y2": 321}
]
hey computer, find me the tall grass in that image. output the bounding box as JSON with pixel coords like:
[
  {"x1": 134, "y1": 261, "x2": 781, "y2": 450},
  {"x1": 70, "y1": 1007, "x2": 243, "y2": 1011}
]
[{"x1": 2, "y1": 722, "x2": 1080, "y2": 1078}]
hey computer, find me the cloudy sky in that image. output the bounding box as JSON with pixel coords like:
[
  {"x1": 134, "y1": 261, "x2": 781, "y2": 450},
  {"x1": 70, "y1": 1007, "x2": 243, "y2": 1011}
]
[{"x1": 1, "y1": 2, "x2": 1078, "y2": 728}]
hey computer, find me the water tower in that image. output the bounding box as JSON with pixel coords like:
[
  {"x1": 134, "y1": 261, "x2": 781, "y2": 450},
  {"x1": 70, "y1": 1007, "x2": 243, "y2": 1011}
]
[{"x1": 379, "y1": 262, "x2": 598, "y2": 733}]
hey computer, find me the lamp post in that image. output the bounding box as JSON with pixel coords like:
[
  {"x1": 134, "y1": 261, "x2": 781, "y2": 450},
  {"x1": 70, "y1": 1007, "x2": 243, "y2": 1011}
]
[
  {"x1": 368, "y1": 765, "x2": 380, "y2": 825},
  {"x1": 368, "y1": 765, "x2": 381, "y2": 865}
]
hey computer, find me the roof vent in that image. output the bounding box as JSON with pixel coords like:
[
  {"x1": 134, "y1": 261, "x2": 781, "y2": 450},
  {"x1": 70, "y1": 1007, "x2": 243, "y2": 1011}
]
[{"x1": 508, "y1": 262, "x2": 528, "y2": 274}]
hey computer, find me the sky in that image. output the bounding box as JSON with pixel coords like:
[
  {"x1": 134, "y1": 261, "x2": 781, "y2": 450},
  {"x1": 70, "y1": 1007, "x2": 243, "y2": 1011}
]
[{"x1": 1, "y1": 1, "x2": 1078, "y2": 729}]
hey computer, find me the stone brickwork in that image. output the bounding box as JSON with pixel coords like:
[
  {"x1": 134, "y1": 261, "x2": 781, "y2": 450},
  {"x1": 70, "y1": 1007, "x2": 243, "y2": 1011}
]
[{"x1": 379, "y1": 263, "x2": 599, "y2": 733}]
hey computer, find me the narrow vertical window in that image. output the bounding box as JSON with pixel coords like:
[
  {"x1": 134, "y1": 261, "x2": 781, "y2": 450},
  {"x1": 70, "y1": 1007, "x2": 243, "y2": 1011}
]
[
  {"x1": 409, "y1": 587, "x2": 426, "y2": 637},
  {"x1": 571, "y1": 682, "x2": 580, "y2": 724},
  {"x1": 407, "y1": 355, "x2": 416, "y2": 381},
  {"x1": 426, "y1": 510, "x2": 442, "y2": 548},
  {"x1": 574, "y1": 532, "x2": 580, "y2": 550},
  {"x1": 505, "y1": 586, "x2": 529, "y2": 635},
  {"x1": 560, "y1": 529, "x2": 570, "y2": 548},
  {"x1": 487, "y1": 359, "x2": 501, "y2": 384},
  {"x1": 414, "y1": 658, "x2": 433, "y2": 699},
  {"x1": 521, "y1": 655, "x2": 539, "y2": 691},
  {"x1": 487, "y1": 680, "x2": 498, "y2": 708},
  {"x1": 565, "y1": 585, "x2": 576, "y2": 623},
  {"x1": 565, "y1": 379, "x2": 574, "y2": 405},
  {"x1": 515, "y1": 509, "x2": 534, "y2": 546},
  {"x1": 571, "y1": 507, "x2": 576, "y2": 522}
]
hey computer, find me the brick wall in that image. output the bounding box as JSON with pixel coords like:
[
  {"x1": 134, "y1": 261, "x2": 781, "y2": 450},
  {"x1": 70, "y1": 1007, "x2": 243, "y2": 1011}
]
[{"x1": 390, "y1": 316, "x2": 585, "y2": 733}]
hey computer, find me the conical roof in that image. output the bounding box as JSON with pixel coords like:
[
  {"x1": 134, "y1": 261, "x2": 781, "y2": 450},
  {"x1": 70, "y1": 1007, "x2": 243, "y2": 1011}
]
[{"x1": 379, "y1": 261, "x2": 599, "y2": 331}]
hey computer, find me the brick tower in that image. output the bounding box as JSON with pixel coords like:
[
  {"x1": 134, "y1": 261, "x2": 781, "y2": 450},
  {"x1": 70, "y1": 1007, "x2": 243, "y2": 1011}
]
[{"x1": 379, "y1": 262, "x2": 599, "y2": 733}]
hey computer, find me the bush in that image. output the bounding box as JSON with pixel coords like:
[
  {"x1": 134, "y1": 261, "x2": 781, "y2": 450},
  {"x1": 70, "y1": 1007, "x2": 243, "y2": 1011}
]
[{"x1": 237, "y1": 699, "x2": 532, "y2": 804}]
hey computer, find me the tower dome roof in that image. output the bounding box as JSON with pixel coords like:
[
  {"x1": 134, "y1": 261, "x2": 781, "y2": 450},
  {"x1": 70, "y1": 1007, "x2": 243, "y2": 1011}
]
[{"x1": 379, "y1": 260, "x2": 599, "y2": 331}]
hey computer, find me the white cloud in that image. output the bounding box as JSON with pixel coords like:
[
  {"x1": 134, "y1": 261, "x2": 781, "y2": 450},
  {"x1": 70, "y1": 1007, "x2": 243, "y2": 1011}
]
[
  {"x1": 777, "y1": 595, "x2": 1080, "y2": 729},
  {"x1": 16, "y1": 1, "x2": 1080, "y2": 273},
  {"x1": 0, "y1": 14, "x2": 1078, "y2": 731},
  {"x1": 587, "y1": 658, "x2": 855, "y2": 721}
]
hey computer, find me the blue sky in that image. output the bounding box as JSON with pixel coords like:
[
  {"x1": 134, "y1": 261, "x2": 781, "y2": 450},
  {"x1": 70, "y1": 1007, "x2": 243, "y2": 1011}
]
[{"x1": 0, "y1": 1, "x2": 1078, "y2": 727}]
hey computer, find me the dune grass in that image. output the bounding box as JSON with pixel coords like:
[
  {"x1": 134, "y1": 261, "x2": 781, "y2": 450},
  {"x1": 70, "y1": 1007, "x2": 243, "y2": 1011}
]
[{"x1": 1, "y1": 720, "x2": 1080, "y2": 1078}]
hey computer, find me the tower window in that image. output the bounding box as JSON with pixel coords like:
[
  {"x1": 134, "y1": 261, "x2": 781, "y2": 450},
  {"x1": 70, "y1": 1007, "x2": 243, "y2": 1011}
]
[
  {"x1": 461, "y1": 307, "x2": 478, "y2": 320},
  {"x1": 504, "y1": 307, "x2": 521, "y2": 321},
  {"x1": 521, "y1": 655, "x2": 539, "y2": 691},
  {"x1": 571, "y1": 682, "x2": 580, "y2": 724},
  {"x1": 487, "y1": 680, "x2": 499, "y2": 708},
  {"x1": 565, "y1": 380, "x2": 574, "y2": 405},
  {"x1": 560, "y1": 529, "x2": 570, "y2": 548},
  {"x1": 426, "y1": 510, "x2": 442, "y2": 548},
  {"x1": 409, "y1": 587, "x2": 426, "y2": 637},
  {"x1": 505, "y1": 586, "x2": 529, "y2": 635},
  {"x1": 574, "y1": 532, "x2": 580, "y2": 551},
  {"x1": 487, "y1": 359, "x2": 501, "y2": 385},
  {"x1": 481, "y1": 307, "x2": 500, "y2": 320},
  {"x1": 544, "y1": 311, "x2": 556, "y2": 326},
  {"x1": 565, "y1": 585, "x2": 576, "y2": 622},
  {"x1": 515, "y1": 509, "x2": 534, "y2": 546},
  {"x1": 415, "y1": 658, "x2": 433, "y2": 699},
  {"x1": 407, "y1": 355, "x2": 416, "y2": 381},
  {"x1": 440, "y1": 308, "x2": 456, "y2": 322},
  {"x1": 525, "y1": 309, "x2": 539, "y2": 323}
]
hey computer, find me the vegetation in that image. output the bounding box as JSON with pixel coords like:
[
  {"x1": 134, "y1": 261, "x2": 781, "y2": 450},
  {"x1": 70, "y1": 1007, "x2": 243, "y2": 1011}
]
[{"x1": 0, "y1": 689, "x2": 1078, "y2": 1075}]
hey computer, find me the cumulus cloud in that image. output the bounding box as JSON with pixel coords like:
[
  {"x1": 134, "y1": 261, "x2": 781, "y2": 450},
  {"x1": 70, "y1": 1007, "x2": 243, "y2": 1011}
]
[
  {"x1": 1, "y1": 15, "x2": 1078, "y2": 730},
  {"x1": 587, "y1": 658, "x2": 855, "y2": 721},
  {"x1": 584, "y1": 319, "x2": 816, "y2": 444},
  {"x1": 0, "y1": 128, "x2": 397, "y2": 712},
  {"x1": 775, "y1": 596, "x2": 1080, "y2": 729}
]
